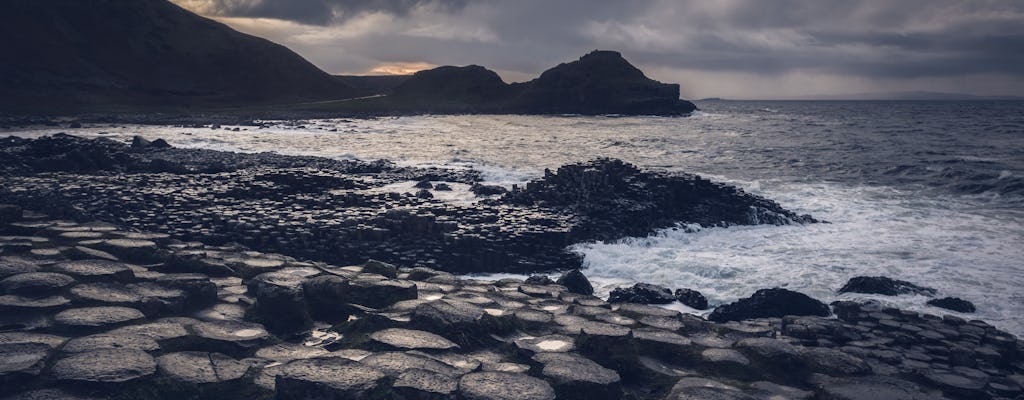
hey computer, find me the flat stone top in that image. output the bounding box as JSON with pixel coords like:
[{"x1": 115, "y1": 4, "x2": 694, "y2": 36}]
[
  {"x1": 0, "y1": 342, "x2": 52, "y2": 374},
  {"x1": 0, "y1": 272, "x2": 76, "y2": 293},
  {"x1": 394, "y1": 368, "x2": 458, "y2": 395},
  {"x1": 532, "y1": 352, "x2": 621, "y2": 385},
  {"x1": 62, "y1": 333, "x2": 160, "y2": 353},
  {"x1": 458, "y1": 371, "x2": 556, "y2": 400},
  {"x1": 191, "y1": 320, "x2": 270, "y2": 343},
  {"x1": 54, "y1": 306, "x2": 145, "y2": 328},
  {"x1": 50, "y1": 349, "x2": 156, "y2": 383},
  {"x1": 369, "y1": 328, "x2": 459, "y2": 350},
  {"x1": 277, "y1": 357, "x2": 387, "y2": 391},
  {"x1": 157, "y1": 351, "x2": 249, "y2": 384},
  {"x1": 51, "y1": 260, "x2": 134, "y2": 281},
  {"x1": 514, "y1": 335, "x2": 575, "y2": 354}
]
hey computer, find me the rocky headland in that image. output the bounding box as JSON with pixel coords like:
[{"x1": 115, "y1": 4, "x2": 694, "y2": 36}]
[{"x1": 0, "y1": 134, "x2": 1022, "y2": 399}]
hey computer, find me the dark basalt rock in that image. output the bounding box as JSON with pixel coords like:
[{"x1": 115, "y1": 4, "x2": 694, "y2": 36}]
[
  {"x1": 0, "y1": 257, "x2": 38, "y2": 279},
  {"x1": 608, "y1": 283, "x2": 676, "y2": 304},
  {"x1": 838, "y1": 276, "x2": 937, "y2": 296},
  {"x1": 926, "y1": 297, "x2": 976, "y2": 313},
  {"x1": 525, "y1": 275, "x2": 556, "y2": 286},
  {"x1": 414, "y1": 180, "x2": 434, "y2": 189},
  {"x1": 393, "y1": 368, "x2": 459, "y2": 399},
  {"x1": 0, "y1": 342, "x2": 53, "y2": 383},
  {"x1": 275, "y1": 358, "x2": 390, "y2": 400},
  {"x1": 61, "y1": 333, "x2": 160, "y2": 353},
  {"x1": 458, "y1": 371, "x2": 556, "y2": 400},
  {"x1": 50, "y1": 260, "x2": 135, "y2": 283},
  {"x1": 556, "y1": 269, "x2": 594, "y2": 296},
  {"x1": 0, "y1": 272, "x2": 76, "y2": 297},
  {"x1": 53, "y1": 306, "x2": 145, "y2": 332},
  {"x1": 50, "y1": 349, "x2": 156, "y2": 384},
  {"x1": 248, "y1": 268, "x2": 317, "y2": 334},
  {"x1": 188, "y1": 320, "x2": 270, "y2": 355},
  {"x1": 362, "y1": 259, "x2": 398, "y2": 278},
  {"x1": 674, "y1": 288, "x2": 709, "y2": 310},
  {"x1": 156, "y1": 351, "x2": 249, "y2": 385},
  {"x1": 709, "y1": 288, "x2": 830, "y2": 322},
  {"x1": 471, "y1": 183, "x2": 507, "y2": 197},
  {"x1": 0, "y1": 204, "x2": 22, "y2": 223},
  {"x1": 531, "y1": 352, "x2": 622, "y2": 400},
  {"x1": 153, "y1": 274, "x2": 218, "y2": 310},
  {"x1": 367, "y1": 328, "x2": 459, "y2": 351}
]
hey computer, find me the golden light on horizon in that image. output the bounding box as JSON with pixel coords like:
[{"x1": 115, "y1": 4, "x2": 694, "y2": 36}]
[{"x1": 366, "y1": 62, "x2": 438, "y2": 75}]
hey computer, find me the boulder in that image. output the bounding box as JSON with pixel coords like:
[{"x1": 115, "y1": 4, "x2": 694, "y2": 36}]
[
  {"x1": 470, "y1": 184, "x2": 507, "y2": 197},
  {"x1": 275, "y1": 358, "x2": 390, "y2": 400},
  {"x1": 674, "y1": 288, "x2": 708, "y2": 310},
  {"x1": 926, "y1": 297, "x2": 976, "y2": 313},
  {"x1": 608, "y1": 283, "x2": 675, "y2": 304},
  {"x1": 457, "y1": 371, "x2": 556, "y2": 400},
  {"x1": 249, "y1": 269, "x2": 314, "y2": 334},
  {"x1": 556, "y1": 269, "x2": 594, "y2": 295},
  {"x1": 708, "y1": 288, "x2": 830, "y2": 322},
  {"x1": 838, "y1": 276, "x2": 937, "y2": 296}
]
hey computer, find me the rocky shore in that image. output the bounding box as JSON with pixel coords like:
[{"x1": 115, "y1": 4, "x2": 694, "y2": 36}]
[
  {"x1": 1, "y1": 134, "x2": 1022, "y2": 399},
  {"x1": 0, "y1": 205, "x2": 1021, "y2": 400}
]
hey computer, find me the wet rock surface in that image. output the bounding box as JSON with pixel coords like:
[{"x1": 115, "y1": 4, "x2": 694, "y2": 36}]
[{"x1": 0, "y1": 139, "x2": 1021, "y2": 400}]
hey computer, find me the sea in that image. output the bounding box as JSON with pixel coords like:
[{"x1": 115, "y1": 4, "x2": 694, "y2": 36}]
[{"x1": 6, "y1": 100, "x2": 1024, "y2": 336}]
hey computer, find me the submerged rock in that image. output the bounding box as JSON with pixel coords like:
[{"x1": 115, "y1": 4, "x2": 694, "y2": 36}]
[
  {"x1": 608, "y1": 283, "x2": 675, "y2": 304},
  {"x1": 926, "y1": 297, "x2": 976, "y2": 313},
  {"x1": 709, "y1": 288, "x2": 830, "y2": 322},
  {"x1": 838, "y1": 276, "x2": 937, "y2": 296}
]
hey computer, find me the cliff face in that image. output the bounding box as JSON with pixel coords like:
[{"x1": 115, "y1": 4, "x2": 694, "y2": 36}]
[{"x1": 0, "y1": 0, "x2": 358, "y2": 112}]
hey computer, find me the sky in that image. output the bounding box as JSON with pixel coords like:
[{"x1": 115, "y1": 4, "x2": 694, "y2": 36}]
[{"x1": 170, "y1": 0, "x2": 1024, "y2": 99}]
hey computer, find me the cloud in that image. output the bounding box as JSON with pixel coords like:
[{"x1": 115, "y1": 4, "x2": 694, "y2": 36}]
[{"x1": 171, "y1": 0, "x2": 1024, "y2": 98}]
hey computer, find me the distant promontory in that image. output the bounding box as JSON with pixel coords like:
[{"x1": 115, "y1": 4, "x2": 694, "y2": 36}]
[{"x1": 0, "y1": 0, "x2": 696, "y2": 117}]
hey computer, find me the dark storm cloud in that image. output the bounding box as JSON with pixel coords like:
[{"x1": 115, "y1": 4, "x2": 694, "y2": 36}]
[{"x1": 175, "y1": 0, "x2": 1024, "y2": 97}]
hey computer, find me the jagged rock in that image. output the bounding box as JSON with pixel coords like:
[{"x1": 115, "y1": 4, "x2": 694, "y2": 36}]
[
  {"x1": 674, "y1": 288, "x2": 708, "y2": 310},
  {"x1": 470, "y1": 184, "x2": 508, "y2": 197},
  {"x1": 61, "y1": 333, "x2": 160, "y2": 353},
  {"x1": 709, "y1": 288, "x2": 830, "y2": 322},
  {"x1": 608, "y1": 283, "x2": 676, "y2": 304},
  {"x1": 53, "y1": 306, "x2": 145, "y2": 332},
  {"x1": 531, "y1": 352, "x2": 622, "y2": 400},
  {"x1": 156, "y1": 351, "x2": 249, "y2": 385},
  {"x1": 50, "y1": 260, "x2": 135, "y2": 282},
  {"x1": 0, "y1": 273, "x2": 75, "y2": 297},
  {"x1": 362, "y1": 259, "x2": 398, "y2": 278},
  {"x1": 275, "y1": 357, "x2": 389, "y2": 400},
  {"x1": 839, "y1": 276, "x2": 937, "y2": 296},
  {"x1": 556, "y1": 269, "x2": 593, "y2": 295},
  {"x1": 926, "y1": 297, "x2": 976, "y2": 313},
  {"x1": 0, "y1": 342, "x2": 52, "y2": 382},
  {"x1": 368, "y1": 328, "x2": 459, "y2": 351},
  {"x1": 51, "y1": 349, "x2": 156, "y2": 384},
  {"x1": 458, "y1": 371, "x2": 556, "y2": 400},
  {"x1": 393, "y1": 368, "x2": 458, "y2": 400}
]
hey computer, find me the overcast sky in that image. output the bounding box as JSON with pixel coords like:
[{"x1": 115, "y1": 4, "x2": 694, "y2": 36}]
[{"x1": 170, "y1": 0, "x2": 1024, "y2": 99}]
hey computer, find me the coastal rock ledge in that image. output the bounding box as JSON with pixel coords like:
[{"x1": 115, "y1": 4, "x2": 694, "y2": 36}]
[{"x1": 0, "y1": 207, "x2": 1021, "y2": 400}]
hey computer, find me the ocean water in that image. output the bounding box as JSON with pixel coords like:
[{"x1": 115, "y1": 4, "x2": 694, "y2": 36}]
[{"x1": 6, "y1": 100, "x2": 1024, "y2": 335}]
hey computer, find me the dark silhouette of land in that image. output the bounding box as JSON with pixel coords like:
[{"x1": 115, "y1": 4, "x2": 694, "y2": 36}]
[{"x1": 0, "y1": 0, "x2": 695, "y2": 117}]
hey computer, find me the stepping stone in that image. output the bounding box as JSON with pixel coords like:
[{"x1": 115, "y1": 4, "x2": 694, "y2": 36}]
[
  {"x1": 631, "y1": 327, "x2": 693, "y2": 355},
  {"x1": 702, "y1": 348, "x2": 751, "y2": 367},
  {"x1": 254, "y1": 343, "x2": 331, "y2": 362},
  {"x1": 94, "y1": 239, "x2": 159, "y2": 262},
  {"x1": 51, "y1": 260, "x2": 134, "y2": 282},
  {"x1": 799, "y1": 347, "x2": 871, "y2": 376},
  {"x1": 0, "y1": 295, "x2": 70, "y2": 312},
  {"x1": 275, "y1": 358, "x2": 389, "y2": 400},
  {"x1": 458, "y1": 372, "x2": 555, "y2": 400},
  {"x1": 749, "y1": 381, "x2": 812, "y2": 400},
  {"x1": 412, "y1": 299, "x2": 486, "y2": 332},
  {"x1": 531, "y1": 352, "x2": 622, "y2": 400},
  {"x1": 393, "y1": 368, "x2": 458, "y2": 400},
  {"x1": 735, "y1": 338, "x2": 802, "y2": 366},
  {"x1": 68, "y1": 282, "x2": 142, "y2": 306},
  {"x1": 359, "y1": 352, "x2": 460, "y2": 377},
  {"x1": 51, "y1": 349, "x2": 156, "y2": 385},
  {"x1": 107, "y1": 321, "x2": 192, "y2": 347},
  {"x1": 0, "y1": 273, "x2": 75, "y2": 297},
  {"x1": 0, "y1": 332, "x2": 67, "y2": 348},
  {"x1": 345, "y1": 275, "x2": 418, "y2": 309},
  {"x1": 666, "y1": 377, "x2": 756, "y2": 400},
  {"x1": 514, "y1": 335, "x2": 575, "y2": 355},
  {"x1": 813, "y1": 375, "x2": 941, "y2": 400},
  {"x1": 156, "y1": 351, "x2": 249, "y2": 385},
  {"x1": 0, "y1": 256, "x2": 39, "y2": 279},
  {"x1": 249, "y1": 269, "x2": 316, "y2": 333},
  {"x1": 0, "y1": 342, "x2": 53, "y2": 382},
  {"x1": 922, "y1": 371, "x2": 987, "y2": 398},
  {"x1": 61, "y1": 333, "x2": 160, "y2": 353},
  {"x1": 64, "y1": 245, "x2": 119, "y2": 261},
  {"x1": 231, "y1": 257, "x2": 286, "y2": 279},
  {"x1": 0, "y1": 388, "x2": 103, "y2": 400},
  {"x1": 189, "y1": 320, "x2": 270, "y2": 355},
  {"x1": 368, "y1": 328, "x2": 459, "y2": 351},
  {"x1": 54, "y1": 306, "x2": 145, "y2": 332},
  {"x1": 154, "y1": 274, "x2": 218, "y2": 310}
]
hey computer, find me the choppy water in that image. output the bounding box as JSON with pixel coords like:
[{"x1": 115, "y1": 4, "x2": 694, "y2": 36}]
[{"x1": 6, "y1": 100, "x2": 1024, "y2": 335}]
